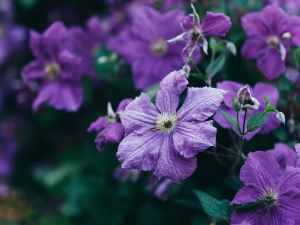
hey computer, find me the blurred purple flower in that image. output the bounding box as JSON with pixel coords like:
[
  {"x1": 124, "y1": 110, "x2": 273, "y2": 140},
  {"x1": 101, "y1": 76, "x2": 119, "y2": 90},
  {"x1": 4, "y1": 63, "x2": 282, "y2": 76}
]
[
  {"x1": 167, "y1": 4, "x2": 231, "y2": 63},
  {"x1": 108, "y1": 6, "x2": 200, "y2": 90},
  {"x1": 22, "y1": 21, "x2": 84, "y2": 112},
  {"x1": 267, "y1": 0, "x2": 300, "y2": 13},
  {"x1": 231, "y1": 151, "x2": 300, "y2": 225},
  {"x1": 267, "y1": 143, "x2": 300, "y2": 174},
  {"x1": 147, "y1": 174, "x2": 159, "y2": 190},
  {"x1": 241, "y1": 4, "x2": 300, "y2": 79},
  {"x1": 117, "y1": 70, "x2": 226, "y2": 183},
  {"x1": 214, "y1": 81, "x2": 280, "y2": 140},
  {"x1": 88, "y1": 98, "x2": 133, "y2": 151},
  {"x1": 154, "y1": 179, "x2": 172, "y2": 201},
  {"x1": 113, "y1": 167, "x2": 140, "y2": 183},
  {"x1": 69, "y1": 16, "x2": 105, "y2": 78},
  {"x1": 0, "y1": 0, "x2": 14, "y2": 22}
]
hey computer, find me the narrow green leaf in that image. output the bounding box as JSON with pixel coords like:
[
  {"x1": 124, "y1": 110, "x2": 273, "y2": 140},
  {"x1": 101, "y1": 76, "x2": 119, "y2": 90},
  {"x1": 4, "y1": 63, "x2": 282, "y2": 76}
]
[
  {"x1": 193, "y1": 190, "x2": 231, "y2": 220},
  {"x1": 213, "y1": 43, "x2": 224, "y2": 52},
  {"x1": 264, "y1": 95, "x2": 270, "y2": 107},
  {"x1": 218, "y1": 110, "x2": 241, "y2": 132},
  {"x1": 266, "y1": 105, "x2": 276, "y2": 112},
  {"x1": 189, "y1": 73, "x2": 207, "y2": 80},
  {"x1": 290, "y1": 47, "x2": 300, "y2": 68},
  {"x1": 233, "y1": 199, "x2": 277, "y2": 211},
  {"x1": 232, "y1": 97, "x2": 242, "y2": 113},
  {"x1": 247, "y1": 112, "x2": 270, "y2": 132},
  {"x1": 206, "y1": 55, "x2": 226, "y2": 77},
  {"x1": 209, "y1": 38, "x2": 217, "y2": 50}
]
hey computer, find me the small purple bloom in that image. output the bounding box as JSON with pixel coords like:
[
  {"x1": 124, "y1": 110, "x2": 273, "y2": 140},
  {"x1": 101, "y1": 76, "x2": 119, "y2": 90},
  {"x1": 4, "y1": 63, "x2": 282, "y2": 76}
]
[
  {"x1": 167, "y1": 4, "x2": 231, "y2": 63},
  {"x1": 22, "y1": 21, "x2": 84, "y2": 112},
  {"x1": 69, "y1": 16, "x2": 105, "y2": 78},
  {"x1": 88, "y1": 98, "x2": 133, "y2": 151},
  {"x1": 231, "y1": 151, "x2": 300, "y2": 225},
  {"x1": 214, "y1": 81, "x2": 280, "y2": 140},
  {"x1": 108, "y1": 6, "x2": 200, "y2": 90},
  {"x1": 267, "y1": 143, "x2": 300, "y2": 174},
  {"x1": 241, "y1": 4, "x2": 300, "y2": 79},
  {"x1": 117, "y1": 70, "x2": 226, "y2": 183},
  {"x1": 154, "y1": 179, "x2": 172, "y2": 201},
  {"x1": 113, "y1": 167, "x2": 140, "y2": 183}
]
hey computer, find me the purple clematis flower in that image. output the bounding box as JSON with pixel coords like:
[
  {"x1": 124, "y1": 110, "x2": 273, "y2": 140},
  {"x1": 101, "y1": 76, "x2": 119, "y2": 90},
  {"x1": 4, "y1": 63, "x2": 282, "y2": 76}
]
[
  {"x1": 214, "y1": 81, "x2": 280, "y2": 140},
  {"x1": 241, "y1": 4, "x2": 300, "y2": 80},
  {"x1": 167, "y1": 4, "x2": 231, "y2": 63},
  {"x1": 69, "y1": 16, "x2": 104, "y2": 78},
  {"x1": 231, "y1": 151, "x2": 300, "y2": 225},
  {"x1": 108, "y1": 6, "x2": 200, "y2": 90},
  {"x1": 22, "y1": 21, "x2": 84, "y2": 112},
  {"x1": 117, "y1": 70, "x2": 226, "y2": 183},
  {"x1": 88, "y1": 98, "x2": 133, "y2": 151},
  {"x1": 267, "y1": 0, "x2": 300, "y2": 13}
]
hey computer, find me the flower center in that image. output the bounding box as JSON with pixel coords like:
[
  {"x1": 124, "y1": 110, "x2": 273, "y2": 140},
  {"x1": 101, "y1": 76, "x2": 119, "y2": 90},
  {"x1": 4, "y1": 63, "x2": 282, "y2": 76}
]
[
  {"x1": 260, "y1": 187, "x2": 280, "y2": 209},
  {"x1": 150, "y1": 38, "x2": 168, "y2": 57},
  {"x1": 44, "y1": 63, "x2": 60, "y2": 81},
  {"x1": 150, "y1": 112, "x2": 179, "y2": 134},
  {"x1": 192, "y1": 28, "x2": 201, "y2": 41},
  {"x1": 267, "y1": 36, "x2": 279, "y2": 48}
]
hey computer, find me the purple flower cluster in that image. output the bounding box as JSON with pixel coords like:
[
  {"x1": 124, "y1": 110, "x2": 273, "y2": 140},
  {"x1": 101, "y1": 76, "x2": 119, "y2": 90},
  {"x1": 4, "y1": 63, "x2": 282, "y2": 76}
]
[
  {"x1": 117, "y1": 70, "x2": 226, "y2": 183},
  {"x1": 231, "y1": 151, "x2": 300, "y2": 224},
  {"x1": 88, "y1": 99, "x2": 133, "y2": 151},
  {"x1": 108, "y1": 6, "x2": 200, "y2": 90},
  {"x1": 214, "y1": 81, "x2": 280, "y2": 140},
  {"x1": 241, "y1": 4, "x2": 300, "y2": 79}
]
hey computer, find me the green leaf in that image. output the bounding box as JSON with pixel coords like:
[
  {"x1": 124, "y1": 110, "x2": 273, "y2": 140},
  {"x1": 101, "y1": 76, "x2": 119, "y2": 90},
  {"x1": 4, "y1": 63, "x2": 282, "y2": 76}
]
[
  {"x1": 264, "y1": 95, "x2": 270, "y2": 107},
  {"x1": 218, "y1": 110, "x2": 241, "y2": 132},
  {"x1": 232, "y1": 97, "x2": 242, "y2": 113},
  {"x1": 213, "y1": 43, "x2": 224, "y2": 52},
  {"x1": 266, "y1": 105, "x2": 276, "y2": 112},
  {"x1": 233, "y1": 199, "x2": 277, "y2": 211},
  {"x1": 206, "y1": 55, "x2": 226, "y2": 77},
  {"x1": 189, "y1": 73, "x2": 207, "y2": 80},
  {"x1": 193, "y1": 190, "x2": 231, "y2": 221},
  {"x1": 145, "y1": 83, "x2": 160, "y2": 104},
  {"x1": 290, "y1": 47, "x2": 300, "y2": 68},
  {"x1": 209, "y1": 38, "x2": 217, "y2": 50},
  {"x1": 247, "y1": 112, "x2": 270, "y2": 132}
]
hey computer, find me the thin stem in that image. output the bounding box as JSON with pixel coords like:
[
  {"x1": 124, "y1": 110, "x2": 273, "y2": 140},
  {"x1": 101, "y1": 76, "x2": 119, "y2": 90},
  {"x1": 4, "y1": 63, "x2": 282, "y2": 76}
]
[
  {"x1": 216, "y1": 143, "x2": 238, "y2": 155},
  {"x1": 191, "y1": 59, "x2": 204, "y2": 76},
  {"x1": 237, "y1": 112, "x2": 241, "y2": 134},
  {"x1": 229, "y1": 130, "x2": 240, "y2": 154},
  {"x1": 242, "y1": 110, "x2": 247, "y2": 136},
  {"x1": 206, "y1": 51, "x2": 216, "y2": 87},
  {"x1": 203, "y1": 151, "x2": 239, "y2": 159}
]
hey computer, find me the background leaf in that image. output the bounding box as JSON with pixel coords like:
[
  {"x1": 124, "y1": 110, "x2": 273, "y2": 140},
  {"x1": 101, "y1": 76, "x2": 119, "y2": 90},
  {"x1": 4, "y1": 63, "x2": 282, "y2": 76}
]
[
  {"x1": 206, "y1": 55, "x2": 226, "y2": 77},
  {"x1": 218, "y1": 109, "x2": 240, "y2": 132}
]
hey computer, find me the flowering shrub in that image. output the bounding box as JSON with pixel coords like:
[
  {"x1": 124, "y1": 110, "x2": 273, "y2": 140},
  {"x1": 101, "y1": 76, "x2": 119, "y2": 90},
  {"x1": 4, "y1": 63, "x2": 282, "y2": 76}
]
[{"x1": 2, "y1": 0, "x2": 300, "y2": 224}]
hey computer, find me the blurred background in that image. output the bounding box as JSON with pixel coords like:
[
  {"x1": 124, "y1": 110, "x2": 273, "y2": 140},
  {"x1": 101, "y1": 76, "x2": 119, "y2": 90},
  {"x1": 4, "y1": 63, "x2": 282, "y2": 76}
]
[{"x1": 0, "y1": 0, "x2": 294, "y2": 224}]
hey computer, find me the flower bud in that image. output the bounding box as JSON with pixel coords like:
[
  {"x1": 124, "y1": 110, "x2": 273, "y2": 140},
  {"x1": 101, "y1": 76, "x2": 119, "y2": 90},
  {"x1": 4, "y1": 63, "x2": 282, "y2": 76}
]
[
  {"x1": 237, "y1": 85, "x2": 260, "y2": 110},
  {"x1": 282, "y1": 32, "x2": 291, "y2": 40},
  {"x1": 182, "y1": 64, "x2": 191, "y2": 78},
  {"x1": 226, "y1": 41, "x2": 237, "y2": 56},
  {"x1": 276, "y1": 111, "x2": 285, "y2": 124}
]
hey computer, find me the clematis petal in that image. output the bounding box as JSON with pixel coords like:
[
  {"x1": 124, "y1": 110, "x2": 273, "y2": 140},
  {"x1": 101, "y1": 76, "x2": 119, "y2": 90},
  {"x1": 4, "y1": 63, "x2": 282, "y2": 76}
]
[
  {"x1": 241, "y1": 38, "x2": 267, "y2": 60},
  {"x1": 200, "y1": 12, "x2": 231, "y2": 37},
  {"x1": 58, "y1": 50, "x2": 83, "y2": 81},
  {"x1": 29, "y1": 30, "x2": 48, "y2": 60},
  {"x1": 257, "y1": 48, "x2": 286, "y2": 80},
  {"x1": 101, "y1": 122, "x2": 124, "y2": 144},
  {"x1": 296, "y1": 144, "x2": 300, "y2": 167},
  {"x1": 156, "y1": 70, "x2": 188, "y2": 113},
  {"x1": 87, "y1": 117, "x2": 109, "y2": 133},
  {"x1": 33, "y1": 80, "x2": 83, "y2": 112},
  {"x1": 241, "y1": 12, "x2": 269, "y2": 39},
  {"x1": 22, "y1": 60, "x2": 45, "y2": 82},
  {"x1": 191, "y1": 4, "x2": 200, "y2": 27},
  {"x1": 173, "y1": 120, "x2": 216, "y2": 158},
  {"x1": 43, "y1": 21, "x2": 68, "y2": 61},
  {"x1": 180, "y1": 15, "x2": 194, "y2": 31},
  {"x1": 116, "y1": 98, "x2": 133, "y2": 113},
  {"x1": 182, "y1": 39, "x2": 197, "y2": 63},
  {"x1": 216, "y1": 81, "x2": 244, "y2": 108},
  {"x1": 282, "y1": 15, "x2": 300, "y2": 46},
  {"x1": 153, "y1": 134, "x2": 197, "y2": 184},
  {"x1": 86, "y1": 15, "x2": 105, "y2": 44},
  {"x1": 120, "y1": 93, "x2": 159, "y2": 137},
  {"x1": 199, "y1": 37, "x2": 208, "y2": 55},
  {"x1": 177, "y1": 86, "x2": 226, "y2": 122},
  {"x1": 166, "y1": 32, "x2": 188, "y2": 44},
  {"x1": 230, "y1": 185, "x2": 262, "y2": 206},
  {"x1": 239, "y1": 151, "x2": 280, "y2": 189},
  {"x1": 117, "y1": 130, "x2": 164, "y2": 171}
]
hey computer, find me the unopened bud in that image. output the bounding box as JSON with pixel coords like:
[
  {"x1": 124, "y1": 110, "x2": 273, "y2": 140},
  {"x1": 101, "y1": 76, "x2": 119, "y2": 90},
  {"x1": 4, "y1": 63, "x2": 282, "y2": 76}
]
[
  {"x1": 237, "y1": 85, "x2": 260, "y2": 110},
  {"x1": 226, "y1": 42, "x2": 237, "y2": 56},
  {"x1": 276, "y1": 111, "x2": 285, "y2": 124},
  {"x1": 182, "y1": 64, "x2": 191, "y2": 78},
  {"x1": 282, "y1": 32, "x2": 291, "y2": 39}
]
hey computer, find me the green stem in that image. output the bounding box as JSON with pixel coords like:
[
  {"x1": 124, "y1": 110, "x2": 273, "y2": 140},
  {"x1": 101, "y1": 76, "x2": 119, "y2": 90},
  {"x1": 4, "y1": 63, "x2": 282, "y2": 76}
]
[
  {"x1": 242, "y1": 110, "x2": 247, "y2": 136},
  {"x1": 191, "y1": 59, "x2": 204, "y2": 76},
  {"x1": 237, "y1": 112, "x2": 241, "y2": 134},
  {"x1": 206, "y1": 51, "x2": 216, "y2": 86}
]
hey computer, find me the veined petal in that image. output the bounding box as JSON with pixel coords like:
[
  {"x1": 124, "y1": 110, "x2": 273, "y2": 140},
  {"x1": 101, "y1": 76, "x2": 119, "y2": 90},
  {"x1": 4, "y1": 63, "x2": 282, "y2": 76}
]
[
  {"x1": 257, "y1": 48, "x2": 286, "y2": 80},
  {"x1": 191, "y1": 4, "x2": 200, "y2": 27},
  {"x1": 29, "y1": 30, "x2": 48, "y2": 60},
  {"x1": 120, "y1": 93, "x2": 159, "y2": 137},
  {"x1": 177, "y1": 86, "x2": 226, "y2": 122},
  {"x1": 87, "y1": 117, "x2": 109, "y2": 133},
  {"x1": 153, "y1": 133, "x2": 197, "y2": 184},
  {"x1": 239, "y1": 151, "x2": 280, "y2": 189},
  {"x1": 117, "y1": 130, "x2": 164, "y2": 171},
  {"x1": 182, "y1": 39, "x2": 197, "y2": 63},
  {"x1": 166, "y1": 32, "x2": 188, "y2": 44},
  {"x1": 216, "y1": 81, "x2": 244, "y2": 108},
  {"x1": 230, "y1": 185, "x2": 262, "y2": 206},
  {"x1": 101, "y1": 122, "x2": 124, "y2": 144},
  {"x1": 180, "y1": 15, "x2": 194, "y2": 31},
  {"x1": 173, "y1": 120, "x2": 216, "y2": 158},
  {"x1": 199, "y1": 37, "x2": 208, "y2": 55},
  {"x1": 282, "y1": 15, "x2": 300, "y2": 47},
  {"x1": 156, "y1": 70, "x2": 188, "y2": 113},
  {"x1": 241, "y1": 38, "x2": 267, "y2": 60},
  {"x1": 116, "y1": 98, "x2": 133, "y2": 113},
  {"x1": 241, "y1": 12, "x2": 269, "y2": 38},
  {"x1": 200, "y1": 12, "x2": 231, "y2": 37},
  {"x1": 279, "y1": 43, "x2": 286, "y2": 61},
  {"x1": 58, "y1": 50, "x2": 83, "y2": 81},
  {"x1": 22, "y1": 60, "x2": 45, "y2": 82}
]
